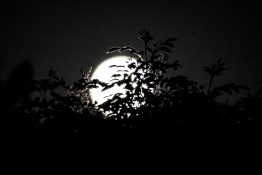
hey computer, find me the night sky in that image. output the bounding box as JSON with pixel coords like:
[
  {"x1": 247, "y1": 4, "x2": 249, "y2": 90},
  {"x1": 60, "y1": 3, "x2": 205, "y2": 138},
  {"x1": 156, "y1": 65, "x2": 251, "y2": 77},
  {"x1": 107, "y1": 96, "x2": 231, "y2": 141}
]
[{"x1": 1, "y1": 0, "x2": 262, "y2": 92}]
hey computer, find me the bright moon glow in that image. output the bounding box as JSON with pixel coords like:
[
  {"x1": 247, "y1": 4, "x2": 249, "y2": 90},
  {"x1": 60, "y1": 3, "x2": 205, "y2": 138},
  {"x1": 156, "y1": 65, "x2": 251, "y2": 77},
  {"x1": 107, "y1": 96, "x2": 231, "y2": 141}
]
[{"x1": 89, "y1": 55, "x2": 138, "y2": 105}]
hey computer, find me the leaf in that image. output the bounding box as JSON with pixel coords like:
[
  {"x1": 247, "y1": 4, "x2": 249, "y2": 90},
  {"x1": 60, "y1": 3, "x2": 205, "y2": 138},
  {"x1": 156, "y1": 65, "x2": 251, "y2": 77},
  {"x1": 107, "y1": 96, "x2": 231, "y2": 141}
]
[
  {"x1": 171, "y1": 61, "x2": 182, "y2": 71},
  {"x1": 116, "y1": 79, "x2": 128, "y2": 86},
  {"x1": 102, "y1": 84, "x2": 114, "y2": 91},
  {"x1": 80, "y1": 68, "x2": 84, "y2": 75},
  {"x1": 128, "y1": 62, "x2": 136, "y2": 69},
  {"x1": 150, "y1": 54, "x2": 161, "y2": 61},
  {"x1": 138, "y1": 29, "x2": 153, "y2": 43},
  {"x1": 163, "y1": 42, "x2": 175, "y2": 48},
  {"x1": 109, "y1": 65, "x2": 125, "y2": 68},
  {"x1": 88, "y1": 85, "x2": 99, "y2": 89},
  {"x1": 117, "y1": 70, "x2": 129, "y2": 72},
  {"x1": 125, "y1": 83, "x2": 134, "y2": 91},
  {"x1": 230, "y1": 83, "x2": 240, "y2": 94},
  {"x1": 203, "y1": 67, "x2": 213, "y2": 74},
  {"x1": 210, "y1": 89, "x2": 224, "y2": 98},
  {"x1": 159, "y1": 47, "x2": 172, "y2": 53},
  {"x1": 203, "y1": 59, "x2": 227, "y2": 76},
  {"x1": 146, "y1": 47, "x2": 153, "y2": 53},
  {"x1": 111, "y1": 74, "x2": 121, "y2": 78},
  {"x1": 107, "y1": 47, "x2": 121, "y2": 53},
  {"x1": 120, "y1": 46, "x2": 131, "y2": 52},
  {"x1": 215, "y1": 67, "x2": 227, "y2": 76},
  {"x1": 134, "y1": 50, "x2": 144, "y2": 56}
]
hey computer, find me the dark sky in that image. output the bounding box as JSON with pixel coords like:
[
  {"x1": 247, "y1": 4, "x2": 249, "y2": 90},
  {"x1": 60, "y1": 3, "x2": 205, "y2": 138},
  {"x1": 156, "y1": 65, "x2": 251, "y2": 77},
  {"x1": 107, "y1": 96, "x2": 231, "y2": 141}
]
[{"x1": 1, "y1": 0, "x2": 261, "y2": 91}]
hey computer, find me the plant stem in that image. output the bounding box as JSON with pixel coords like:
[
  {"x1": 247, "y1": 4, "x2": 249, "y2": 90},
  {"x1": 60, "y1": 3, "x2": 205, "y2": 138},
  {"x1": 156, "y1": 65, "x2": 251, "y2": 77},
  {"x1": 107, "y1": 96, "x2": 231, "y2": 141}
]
[
  {"x1": 144, "y1": 42, "x2": 147, "y2": 62},
  {"x1": 207, "y1": 74, "x2": 214, "y2": 94}
]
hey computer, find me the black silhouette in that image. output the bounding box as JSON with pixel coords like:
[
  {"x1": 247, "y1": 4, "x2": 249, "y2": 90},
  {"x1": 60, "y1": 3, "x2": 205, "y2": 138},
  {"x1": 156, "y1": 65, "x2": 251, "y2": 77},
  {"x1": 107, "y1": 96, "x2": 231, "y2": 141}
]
[{"x1": 1, "y1": 31, "x2": 261, "y2": 162}]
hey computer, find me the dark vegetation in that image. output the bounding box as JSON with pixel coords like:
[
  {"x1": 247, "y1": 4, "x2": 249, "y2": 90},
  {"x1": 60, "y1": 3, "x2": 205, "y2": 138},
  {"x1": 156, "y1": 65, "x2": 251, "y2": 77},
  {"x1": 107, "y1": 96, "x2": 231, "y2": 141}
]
[{"x1": 1, "y1": 30, "x2": 261, "y2": 160}]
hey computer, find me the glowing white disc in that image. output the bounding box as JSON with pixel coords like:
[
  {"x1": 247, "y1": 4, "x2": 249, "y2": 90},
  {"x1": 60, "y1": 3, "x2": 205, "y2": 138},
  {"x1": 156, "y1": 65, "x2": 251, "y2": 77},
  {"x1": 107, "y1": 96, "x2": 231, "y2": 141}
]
[{"x1": 89, "y1": 55, "x2": 137, "y2": 105}]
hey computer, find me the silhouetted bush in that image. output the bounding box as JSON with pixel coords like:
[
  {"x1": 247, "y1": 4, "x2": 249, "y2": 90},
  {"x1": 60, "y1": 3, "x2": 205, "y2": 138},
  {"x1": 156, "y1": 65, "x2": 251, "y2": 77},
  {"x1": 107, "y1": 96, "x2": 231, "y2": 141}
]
[{"x1": 1, "y1": 30, "x2": 261, "y2": 147}]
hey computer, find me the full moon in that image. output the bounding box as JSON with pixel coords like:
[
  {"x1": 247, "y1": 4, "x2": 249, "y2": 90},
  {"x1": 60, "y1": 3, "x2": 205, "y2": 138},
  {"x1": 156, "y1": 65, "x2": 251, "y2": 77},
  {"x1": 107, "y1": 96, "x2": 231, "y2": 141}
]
[{"x1": 89, "y1": 55, "x2": 138, "y2": 105}]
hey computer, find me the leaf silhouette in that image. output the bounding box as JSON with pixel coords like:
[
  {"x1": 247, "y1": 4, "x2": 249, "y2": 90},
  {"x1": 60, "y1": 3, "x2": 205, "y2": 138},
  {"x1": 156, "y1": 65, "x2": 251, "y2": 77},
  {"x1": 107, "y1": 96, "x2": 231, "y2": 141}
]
[
  {"x1": 107, "y1": 47, "x2": 121, "y2": 53},
  {"x1": 120, "y1": 46, "x2": 132, "y2": 52},
  {"x1": 163, "y1": 42, "x2": 175, "y2": 48},
  {"x1": 111, "y1": 74, "x2": 121, "y2": 78},
  {"x1": 102, "y1": 83, "x2": 115, "y2": 91},
  {"x1": 128, "y1": 62, "x2": 136, "y2": 69},
  {"x1": 159, "y1": 47, "x2": 172, "y2": 53},
  {"x1": 109, "y1": 65, "x2": 125, "y2": 68}
]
